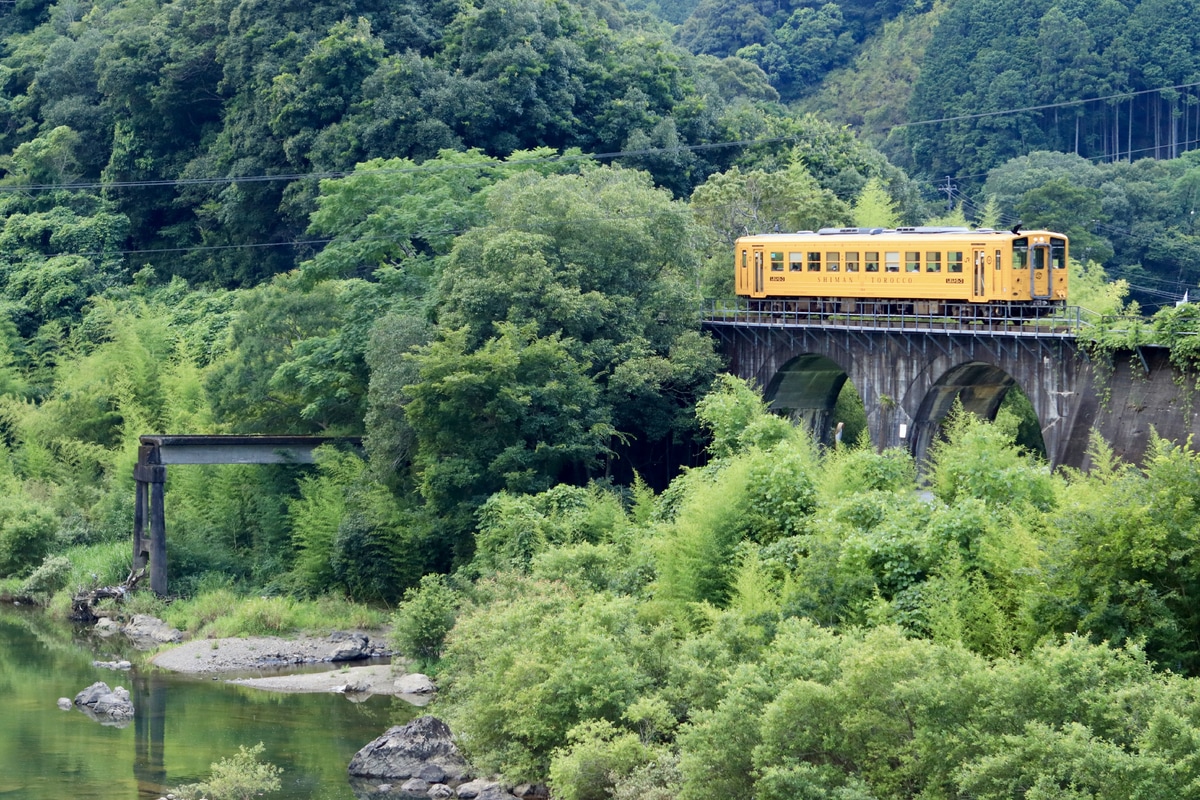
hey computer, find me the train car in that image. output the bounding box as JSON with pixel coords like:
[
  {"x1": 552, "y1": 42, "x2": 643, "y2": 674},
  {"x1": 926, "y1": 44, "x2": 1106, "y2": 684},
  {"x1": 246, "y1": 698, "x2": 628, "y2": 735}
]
[{"x1": 734, "y1": 226, "x2": 1068, "y2": 317}]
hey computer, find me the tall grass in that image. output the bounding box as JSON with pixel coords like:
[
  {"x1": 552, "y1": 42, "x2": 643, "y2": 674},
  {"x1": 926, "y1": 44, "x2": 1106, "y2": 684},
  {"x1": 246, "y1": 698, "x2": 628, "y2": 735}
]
[
  {"x1": 165, "y1": 591, "x2": 387, "y2": 638},
  {"x1": 61, "y1": 540, "x2": 132, "y2": 590}
]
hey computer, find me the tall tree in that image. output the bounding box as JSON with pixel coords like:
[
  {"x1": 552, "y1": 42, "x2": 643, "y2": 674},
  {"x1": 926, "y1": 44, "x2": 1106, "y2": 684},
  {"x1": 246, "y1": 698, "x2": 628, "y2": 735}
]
[{"x1": 394, "y1": 166, "x2": 719, "y2": 531}]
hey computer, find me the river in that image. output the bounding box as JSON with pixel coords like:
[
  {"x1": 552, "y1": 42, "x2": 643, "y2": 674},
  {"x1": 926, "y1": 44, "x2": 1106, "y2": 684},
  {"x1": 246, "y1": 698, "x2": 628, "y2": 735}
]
[{"x1": 0, "y1": 605, "x2": 419, "y2": 799}]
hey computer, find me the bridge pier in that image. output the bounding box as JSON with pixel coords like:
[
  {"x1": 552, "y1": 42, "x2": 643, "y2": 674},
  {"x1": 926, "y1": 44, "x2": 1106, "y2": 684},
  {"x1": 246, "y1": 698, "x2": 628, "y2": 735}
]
[{"x1": 132, "y1": 447, "x2": 167, "y2": 595}]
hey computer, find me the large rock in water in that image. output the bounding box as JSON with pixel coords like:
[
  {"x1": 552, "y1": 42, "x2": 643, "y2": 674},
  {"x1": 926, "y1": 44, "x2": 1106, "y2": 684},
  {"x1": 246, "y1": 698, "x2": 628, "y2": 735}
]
[
  {"x1": 73, "y1": 682, "x2": 134, "y2": 719},
  {"x1": 348, "y1": 716, "x2": 471, "y2": 781}
]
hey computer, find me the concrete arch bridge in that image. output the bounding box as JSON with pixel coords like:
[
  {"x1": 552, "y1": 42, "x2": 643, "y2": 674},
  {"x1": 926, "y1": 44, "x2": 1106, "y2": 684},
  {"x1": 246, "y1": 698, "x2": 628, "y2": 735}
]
[{"x1": 703, "y1": 305, "x2": 1200, "y2": 469}]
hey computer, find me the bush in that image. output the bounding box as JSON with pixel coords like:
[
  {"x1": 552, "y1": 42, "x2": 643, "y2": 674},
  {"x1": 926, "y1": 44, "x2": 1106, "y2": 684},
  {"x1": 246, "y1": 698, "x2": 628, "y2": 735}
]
[
  {"x1": 173, "y1": 742, "x2": 282, "y2": 800},
  {"x1": 287, "y1": 448, "x2": 360, "y2": 595},
  {"x1": 0, "y1": 497, "x2": 58, "y2": 577},
  {"x1": 164, "y1": 588, "x2": 242, "y2": 634},
  {"x1": 443, "y1": 582, "x2": 651, "y2": 779},
  {"x1": 929, "y1": 406, "x2": 1056, "y2": 511},
  {"x1": 19, "y1": 554, "x2": 71, "y2": 599},
  {"x1": 63, "y1": 540, "x2": 132, "y2": 590},
  {"x1": 330, "y1": 484, "x2": 434, "y2": 604},
  {"x1": 820, "y1": 446, "x2": 915, "y2": 499},
  {"x1": 473, "y1": 486, "x2": 630, "y2": 577},
  {"x1": 391, "y1": 574, "x2": 461, "y2": 664},
  {"x1": 532, "y1": 542, "x2": 621, "y2": 593},
  {"x1": 548, "y1": 719, "x2": 653, "y2": 800},
  {"x1": 609, "y1": 753, "x2": 683, "y2": 800}
]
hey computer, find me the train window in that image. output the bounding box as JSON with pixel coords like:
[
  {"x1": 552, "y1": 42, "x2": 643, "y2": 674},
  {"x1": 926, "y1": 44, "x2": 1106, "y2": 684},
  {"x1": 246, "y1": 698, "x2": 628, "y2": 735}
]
[
  {"x1": 947, "y1": 251, "x2": 963, "y2": 273},
  {"x1": 885, "y1": 252, "x2": 900, "y2": 272},
  {"x1": 1032, "y1": 247, "x2": 1047, "y2": 270},
  {"x1": 808, "y1": 252, "x2": 821, "y2": 271},
  {"x1": 789, "y1": 252, "x2": 803, "y2": 271},
  {"x1": 995, "y1": 249, "x2": 1002, "y2": 270},
  {"x1": 827, "y1": 252, "x2": 840, "y2": 272},
  {"x1": 742, "y1": 250, "x2": 748, "y2": 269},
  {"x1": 926, "y1": 252, "x2": 941, "y2": 272},
  {"x1": 905, "y1": 251, "x2": 920, "y2": 272},
  {"x1": 1012, "y1": 238, "x2": 1028, "y2": 270},
  {"x1": 846, "y1": 252, "x2": 860, "y2": 272},
  {"x1": 771, "y1": 252, "x2": 784, "y2": 272},
  {"x1": 865, "y1": 252, "x2": 879, "y2": 272},
  {"x1": 1051, "y1": 238, "x2": 1067, "y2": 268}
]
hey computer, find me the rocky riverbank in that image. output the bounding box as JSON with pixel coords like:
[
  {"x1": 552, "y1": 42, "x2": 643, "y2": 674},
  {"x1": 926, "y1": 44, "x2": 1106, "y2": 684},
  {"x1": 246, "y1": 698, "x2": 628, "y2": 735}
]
[
  {"x1": 107, "y1": 616, "x2": 538, "y2": 799},
  {"x1": 145, "y1": 627, "x2": 439, "y2": 697}
]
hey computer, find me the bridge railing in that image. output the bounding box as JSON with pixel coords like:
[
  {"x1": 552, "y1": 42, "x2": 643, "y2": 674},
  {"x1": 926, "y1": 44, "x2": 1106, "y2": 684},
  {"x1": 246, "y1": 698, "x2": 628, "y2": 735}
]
[{"x1": 701, "y1": 299, "x2": 1088, "y2": 337}]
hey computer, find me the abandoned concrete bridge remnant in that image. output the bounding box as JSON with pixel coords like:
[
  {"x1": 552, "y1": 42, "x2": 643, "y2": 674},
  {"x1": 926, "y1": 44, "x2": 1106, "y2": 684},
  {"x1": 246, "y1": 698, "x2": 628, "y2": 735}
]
[
  {"x1": 702, "y1": 305, "x2": 1200, "y2": 470},
  {"x1": 133, "y1": 435, "x2": 360, "y2": 595}
]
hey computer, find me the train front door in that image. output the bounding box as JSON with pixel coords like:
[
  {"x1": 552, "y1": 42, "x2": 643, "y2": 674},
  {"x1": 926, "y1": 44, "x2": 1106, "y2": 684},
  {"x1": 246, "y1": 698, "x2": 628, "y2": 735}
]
[
  {"x1": 1030, "y1": 245, "x2": 1050, "y2": 299},
  {"x1": 972, "y1": 249, "x2": 987, "y2": 300}
]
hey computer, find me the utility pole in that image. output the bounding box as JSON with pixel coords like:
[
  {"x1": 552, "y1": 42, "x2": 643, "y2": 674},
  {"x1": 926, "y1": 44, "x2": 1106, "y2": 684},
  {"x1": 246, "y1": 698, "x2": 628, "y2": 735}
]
[{"x1": 940, "y1": 176, "x2": 956, "y2": 212}]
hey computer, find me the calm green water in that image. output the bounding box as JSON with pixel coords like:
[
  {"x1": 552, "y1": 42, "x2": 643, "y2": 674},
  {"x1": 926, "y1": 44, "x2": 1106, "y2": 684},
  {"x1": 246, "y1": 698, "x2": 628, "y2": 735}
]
[{"x1": 0, "y1": 606, "x2": 419, "y2": 800}]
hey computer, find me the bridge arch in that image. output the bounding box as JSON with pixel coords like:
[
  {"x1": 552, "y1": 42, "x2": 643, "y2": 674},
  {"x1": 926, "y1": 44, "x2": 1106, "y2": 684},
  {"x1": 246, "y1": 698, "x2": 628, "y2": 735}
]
[
  {"x1": 763, "y1": 353, "x2": 866, "y2": 446},
  {"x1": 908, "y1": 362, "x2": 1046, "y2": 467}
]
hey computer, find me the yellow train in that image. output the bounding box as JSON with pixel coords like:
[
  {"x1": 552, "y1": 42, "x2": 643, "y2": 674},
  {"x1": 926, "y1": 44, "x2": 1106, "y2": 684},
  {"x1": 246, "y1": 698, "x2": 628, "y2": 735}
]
[{"x1": 734, "y1": 227, "x2": 1068, "y2": 316}]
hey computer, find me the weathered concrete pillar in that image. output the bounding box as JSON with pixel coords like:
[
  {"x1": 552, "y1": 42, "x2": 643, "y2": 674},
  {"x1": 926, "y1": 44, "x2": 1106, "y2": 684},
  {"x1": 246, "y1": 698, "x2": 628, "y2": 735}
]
[{"x1": 133, "y1": 445, "x2": 167, "y2": 594}]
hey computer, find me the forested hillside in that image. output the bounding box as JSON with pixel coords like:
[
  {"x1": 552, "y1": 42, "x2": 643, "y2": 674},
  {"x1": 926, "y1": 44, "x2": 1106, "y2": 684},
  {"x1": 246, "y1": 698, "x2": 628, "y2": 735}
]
[
  {"x1": 0, "y1": 0, "x2": 938, "y2": 605},
  {"x1": 0, "y1": 0, "x2": 793, "y2": 286},
  {"x1": 8, "y1": 0, "x2": 1200, "y2": 794}
]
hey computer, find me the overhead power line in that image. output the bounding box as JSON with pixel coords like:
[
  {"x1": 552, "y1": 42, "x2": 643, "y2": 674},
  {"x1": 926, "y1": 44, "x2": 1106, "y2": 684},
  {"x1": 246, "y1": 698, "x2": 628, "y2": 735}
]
[
  {"x1": 0, "y1": 136, "x2": 801, "y2": 194},
  {"x1": 0, "y1": 77, "x2": 1197, "y2": 194},
  {"x1": 897, "y1": 80, "x2": 1200, "y2": 129}
]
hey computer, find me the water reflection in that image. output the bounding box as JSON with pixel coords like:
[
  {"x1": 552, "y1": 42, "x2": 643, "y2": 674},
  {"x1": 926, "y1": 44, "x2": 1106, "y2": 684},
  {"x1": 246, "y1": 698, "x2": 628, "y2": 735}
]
[
  {"x1": 0, "y1": 606, "x2": 420, "y2": 800},
  {"x1": 133, "y1": 674, "x2": 168, "y2": 799}
]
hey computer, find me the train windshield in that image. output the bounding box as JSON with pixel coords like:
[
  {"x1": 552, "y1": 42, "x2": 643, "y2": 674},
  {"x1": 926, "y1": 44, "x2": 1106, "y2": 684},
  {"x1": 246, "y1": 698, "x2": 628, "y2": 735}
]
[
  {"x1": 1012, "y1": 237, "x2": 1028, "y2": 269},
  {"x1": 1032, "y1": 247, "x2": 1047, "y2": 270},
  {"x1": 1051, "y1": 237, "x2": 1067, "y2": 268}
]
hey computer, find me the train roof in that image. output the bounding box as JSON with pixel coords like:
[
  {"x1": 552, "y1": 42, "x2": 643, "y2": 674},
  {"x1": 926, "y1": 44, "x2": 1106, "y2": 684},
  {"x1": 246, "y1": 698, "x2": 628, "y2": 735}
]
[{"x1": 736, "y1": 227, "x2": 1067, "y2": 244}]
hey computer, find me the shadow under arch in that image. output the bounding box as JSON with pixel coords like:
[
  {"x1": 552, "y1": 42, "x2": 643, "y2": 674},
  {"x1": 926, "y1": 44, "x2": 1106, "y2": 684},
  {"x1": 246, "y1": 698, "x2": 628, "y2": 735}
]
[
  {"x1": 763, "y1": 353, "x2": 867, "y2": 447},
  {"x1": 910, "y1": 361, "x2": 1047, "y2": 468}
]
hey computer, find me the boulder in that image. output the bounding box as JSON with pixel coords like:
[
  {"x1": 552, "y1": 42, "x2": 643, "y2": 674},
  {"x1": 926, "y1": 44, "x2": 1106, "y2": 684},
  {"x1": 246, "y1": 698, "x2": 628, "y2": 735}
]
[
  {"x1": 415, "y1": 763, "x2": 446, "y2": 783},
  {"x1": 456, "y1": 780, "x2": 514, "y2": 800},
  {"x1": 402, "y1": 778, "x2": 431, "y2": 794},
  {"x1": 123, "y1": 615, "x2": 182, "y2": 646},
  {"x1": 93, "y1": 659, "x2": 132, "y2": 670},
  {"x1": 455, "y1": 780, "x2": 488, "y2": 798},
  {"x1": 348, "y1": 716, "x2": 471, "y2": 782},
  {"x1": 394, "y1": 673, "x2": 437, "y2": 695},
  {"x1": 428, "y1": 786, "x2": 455, "y2": 799},
  {"x1": 330, "y1": 634, "x2": 370, "y2": 662},
  {"x1": 335, "y1": 681, "x2": 372, "y2": 695},
  {"x1": 73, "y1": 681, "x2": 134, "y2": 719},
  {"x1": 94, "y1": 617, "x2": 122, "y2": 636},
  {"x1": 56, "y1": 697, "x2": 72, "y2": 710}
]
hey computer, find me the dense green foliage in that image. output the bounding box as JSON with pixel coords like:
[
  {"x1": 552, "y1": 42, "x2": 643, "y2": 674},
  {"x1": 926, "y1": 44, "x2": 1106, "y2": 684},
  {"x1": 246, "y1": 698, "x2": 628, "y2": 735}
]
[
  {"x1": 0, "y1": 0, "x2": 795, "y2": 287},
  {"x1": 908, "y1": 0, "x2": 1200, "y2": 179},
  {"x1": 413, "y1": 381, "x2": 1200, "y2": 797},
  {"x1": 11, "y1": 0, "x2": 1200, "y2": 794}
]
